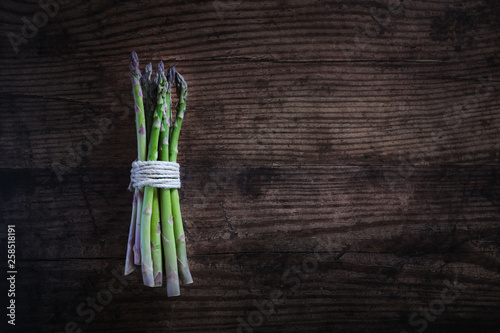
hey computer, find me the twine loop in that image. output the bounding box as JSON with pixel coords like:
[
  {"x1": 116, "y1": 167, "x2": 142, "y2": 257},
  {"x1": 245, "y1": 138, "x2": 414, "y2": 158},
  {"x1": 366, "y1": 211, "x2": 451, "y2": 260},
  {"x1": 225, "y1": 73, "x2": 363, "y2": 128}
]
[{"x1": 129, "y1": 161, "x2": 181, "y2": 190}]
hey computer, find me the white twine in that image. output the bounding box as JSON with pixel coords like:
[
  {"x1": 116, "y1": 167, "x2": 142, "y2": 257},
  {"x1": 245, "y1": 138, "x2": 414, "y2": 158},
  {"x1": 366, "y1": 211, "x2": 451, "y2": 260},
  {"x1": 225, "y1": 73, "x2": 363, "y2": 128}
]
[{"x1": 129, "y1": 161, "x2": 181, "y2": 190}]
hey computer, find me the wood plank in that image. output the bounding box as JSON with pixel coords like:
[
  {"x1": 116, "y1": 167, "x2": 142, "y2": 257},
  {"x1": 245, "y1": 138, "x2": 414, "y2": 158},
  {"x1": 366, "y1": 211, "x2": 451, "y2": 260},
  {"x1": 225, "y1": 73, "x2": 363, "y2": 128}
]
[
  {"x1": 1, "y1": 60, "x2": 499, "y2": 169},
  {"x1": 1, "y1": 0, "x2": 499, "y2": 63},
  {"x1": 2, "y1": 166, "x2": 498, "y2": 263},
  {"x1": 11, "y1": 254, "x2": 500, "y2": 332}
]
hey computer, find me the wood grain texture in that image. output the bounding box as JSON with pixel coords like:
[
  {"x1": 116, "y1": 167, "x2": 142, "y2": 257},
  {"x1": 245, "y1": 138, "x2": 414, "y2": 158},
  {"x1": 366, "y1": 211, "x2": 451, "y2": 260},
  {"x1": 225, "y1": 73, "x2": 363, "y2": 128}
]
[{"x1": 0, "y1": 0, "x2": 499, "y2": 332}]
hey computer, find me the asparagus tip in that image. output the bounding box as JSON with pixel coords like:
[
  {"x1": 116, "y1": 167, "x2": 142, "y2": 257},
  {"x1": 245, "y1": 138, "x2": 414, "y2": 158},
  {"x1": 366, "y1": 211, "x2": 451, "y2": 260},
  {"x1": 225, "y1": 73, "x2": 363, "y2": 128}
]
[
  {"x1": 157, "y1": 60, "x2": 165, "y2": 75},
  {"x1": 141, "y1": 62, "x2": 153, "y2": 85},
  {"x1": 167, "y1": 66, "x2": 176, "y2": 86},
  {"x1": 175, "y1": 72, "x2": 188, "y2": 95},
  {"x1": 156, "y1": 61, "x2": 166, "y2": 86},
  {"x1": 129, "y1": 51, "x2": 139, "y2": 71}
]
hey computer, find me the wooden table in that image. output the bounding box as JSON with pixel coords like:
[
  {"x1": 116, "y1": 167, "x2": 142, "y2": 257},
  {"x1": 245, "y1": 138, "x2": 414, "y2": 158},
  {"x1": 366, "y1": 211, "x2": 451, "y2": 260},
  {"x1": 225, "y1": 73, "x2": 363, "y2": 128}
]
[{"x1": 1, "y1": 1, "x2": 499, "y2": 332}]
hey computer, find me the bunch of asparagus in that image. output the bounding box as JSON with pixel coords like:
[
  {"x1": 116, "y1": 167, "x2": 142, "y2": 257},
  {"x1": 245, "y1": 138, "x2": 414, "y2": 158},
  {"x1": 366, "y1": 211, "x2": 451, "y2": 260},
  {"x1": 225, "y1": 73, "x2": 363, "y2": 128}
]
[{"x1": 125, "y1": 51, "x2": 192, "y2": 296}]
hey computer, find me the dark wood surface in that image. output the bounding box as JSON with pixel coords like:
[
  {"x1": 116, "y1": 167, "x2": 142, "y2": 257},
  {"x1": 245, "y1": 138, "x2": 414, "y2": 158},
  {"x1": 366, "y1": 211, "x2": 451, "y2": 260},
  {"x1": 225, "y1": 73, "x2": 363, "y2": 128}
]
[{"x1": 1, "y1": 0, "x2": 499, "y2": 332}]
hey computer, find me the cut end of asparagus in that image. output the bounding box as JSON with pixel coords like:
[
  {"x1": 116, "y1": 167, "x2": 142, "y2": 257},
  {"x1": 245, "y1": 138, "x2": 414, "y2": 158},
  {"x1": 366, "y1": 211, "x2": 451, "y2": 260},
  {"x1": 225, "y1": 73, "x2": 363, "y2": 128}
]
[
  {"x1": 167, "y1": 289, "x2": 181, "y2": 297},
  {"x1": 124, "y1": 262, "x2": 136, "y2": 276},
  {"x1": 142, "y1": 264, "x2": 155, "y2": 287},
  {"x1": 180, "y1": 272, "x2": 194, "y2": 285},
  {"x1": 167, "y1": 270, "x2": 181, "y2": 297},
  {"x1": 178, "y1": 259, "x2": 194, "y2": 284}
]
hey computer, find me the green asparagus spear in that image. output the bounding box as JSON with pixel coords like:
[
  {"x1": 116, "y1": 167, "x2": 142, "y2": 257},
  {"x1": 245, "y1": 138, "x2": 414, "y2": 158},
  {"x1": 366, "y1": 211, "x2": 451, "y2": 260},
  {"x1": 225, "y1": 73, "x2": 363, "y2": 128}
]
[
  {"x1": 150, "y1": 62, "x2": 170, "y2": 287},
  {"x1": 159, "y1": 66, "x2": 181, "y2": 296},
  {"x1": 129, "y1": 51, "x2": 147, "y2": 271},
  {"x1": 134, "y1": 188, "x2": 143, "y2": 265},
  {"x1": 149, "y1": 73, "x2": 158, "y2": 141},
  {"x1": 140, "y1": 61, "x2": 167, "y2": 287},
  {"x1": 151, "y1": 188, "x2": 162, "y2": 286},
  {"x1": 129, "y1": 51, "x2": 147, "y2": 162},
  {"x1": 170, "y1": 72, "x2": 193, "y2": 284},
  {"x1": 141, "y1": 63, "x2": 153, "y2": 146},
  {"x1": 124, "y1": 193, "x2": 137, "y2": 275}
]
